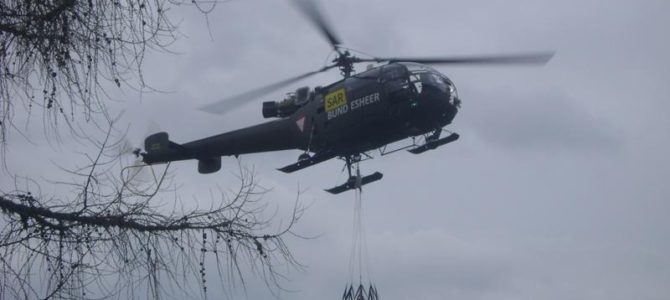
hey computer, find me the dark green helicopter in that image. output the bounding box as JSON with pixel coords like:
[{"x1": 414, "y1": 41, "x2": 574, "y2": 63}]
[{"x1": 139, "y1": 0, "x2": 553, "y2": 194}]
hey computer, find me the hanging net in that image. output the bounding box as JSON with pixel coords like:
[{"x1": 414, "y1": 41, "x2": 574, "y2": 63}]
[
  {"x1": 342, "y1": 163, "x2": 380, "y2": 300},
  {"x1": 342, "y1": 283, "x2": 380, "y2": 300}
]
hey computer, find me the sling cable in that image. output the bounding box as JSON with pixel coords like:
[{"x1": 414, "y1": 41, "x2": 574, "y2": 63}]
[{"x1": 342, "y1": 162, "x2": 380, "y2": 300}]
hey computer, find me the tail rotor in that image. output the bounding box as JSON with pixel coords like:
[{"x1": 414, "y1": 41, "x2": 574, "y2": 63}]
[{"x1": 117, "y1": 121, "x2": 162, "y2": 186}]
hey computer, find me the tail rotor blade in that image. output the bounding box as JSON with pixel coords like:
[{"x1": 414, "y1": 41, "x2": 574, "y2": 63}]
[{"x1": 119, "y1": 121, "x2": 163, "y2": 184}]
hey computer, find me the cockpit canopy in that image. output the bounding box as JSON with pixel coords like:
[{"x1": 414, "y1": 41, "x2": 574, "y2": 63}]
[{"x1": 400, "y1": 62, "x2": 459, "y2": 106}]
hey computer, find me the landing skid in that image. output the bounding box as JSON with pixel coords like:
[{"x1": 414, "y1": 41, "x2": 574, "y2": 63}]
[
  {"x1": 325, "y1": 172, "x2": 383, "y2": 194},
  {"x1": 324, "y1": 155, "x2": 383, "y2": 194},
  {"x1": 408, "y1": 133, "x2": 459, "y2": 154}
]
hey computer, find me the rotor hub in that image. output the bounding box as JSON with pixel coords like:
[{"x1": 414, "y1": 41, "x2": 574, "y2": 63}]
[{"x1": 333, "y1": 50, "x2": 357, "y2": 77}]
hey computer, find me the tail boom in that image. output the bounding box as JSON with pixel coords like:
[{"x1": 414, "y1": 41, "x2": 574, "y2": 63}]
[{"x1": 141, "y1": 118, "x2": 303, "y2": 173}]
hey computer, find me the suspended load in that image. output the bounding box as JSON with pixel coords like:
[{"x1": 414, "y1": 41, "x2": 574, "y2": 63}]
[
  {"x1": 340, "y1": 165, "x2": 381, "y2": 299},
  {"x1": 342, "y1": 283, "x2": 379, "y2": 300}
]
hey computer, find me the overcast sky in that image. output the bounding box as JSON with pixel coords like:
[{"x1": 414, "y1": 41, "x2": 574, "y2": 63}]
[{"x1": 5, "y1": 0, "x2": 670, "y2": 299}]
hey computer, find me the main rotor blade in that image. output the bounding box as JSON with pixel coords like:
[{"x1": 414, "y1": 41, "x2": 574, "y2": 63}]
[
  {"x1": 356, "y1": 52, "x2": 555, "y2": 65},
  {"x1": 291, "y1": 0, "x2": 341, "y2": 50},
  {"x1": 199, "y1": 65, "x2": 336, "y2": 114}
]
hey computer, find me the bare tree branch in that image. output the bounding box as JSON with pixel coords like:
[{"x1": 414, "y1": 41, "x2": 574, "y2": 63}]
[
  {"x1": 0, "y1": 0, "x2": 222, "y2": 147},
  {"x1": 0, "y1": 123, "x2": 304, "y2": 299}
]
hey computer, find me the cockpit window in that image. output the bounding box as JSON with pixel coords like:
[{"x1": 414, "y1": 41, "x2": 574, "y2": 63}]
[
  {"x1": 421, "y1": 73, "x2": 449, "y2": 93},
  {"x1": 409, "y1": 73, "x2": 422, "y2": 94},
  {"x1": 382, "y1": 64, "x2": 407, "y2": 81}
]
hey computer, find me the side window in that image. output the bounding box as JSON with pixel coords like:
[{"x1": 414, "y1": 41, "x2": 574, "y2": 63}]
[
  {"x1": 409, "y1": 73, "x2": 422, "y2": 94},
  {"x1": 383, "y1": 65, "x2": 412, "y2": 103}
]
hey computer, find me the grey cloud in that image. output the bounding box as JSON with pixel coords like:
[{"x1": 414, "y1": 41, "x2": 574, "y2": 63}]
[
  {"x1": 4, "y1": 0, "x2": 670, "y2": 299},
  {"x1": 461, "y1": 87, "x2": 622, "y2": 154}
]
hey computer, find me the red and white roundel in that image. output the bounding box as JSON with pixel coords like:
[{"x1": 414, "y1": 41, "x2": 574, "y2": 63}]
[{"x1": 296, "y1": 116, "x2": 306, "y2": 132}]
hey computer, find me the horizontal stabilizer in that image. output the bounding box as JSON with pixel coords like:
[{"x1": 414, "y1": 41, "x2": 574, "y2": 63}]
[
  {"x1": 142, "y1": 132, "x2": 188, "y2": 164},
  {"x1": 278, "y1": 152, "x2": 336, "y2": 173},
  {"x1": 408, "y1": 133, "x2": 459, "y2": 154},
  {"x1": 325, "y1": 172, "x2": 383, "y2": 194}
]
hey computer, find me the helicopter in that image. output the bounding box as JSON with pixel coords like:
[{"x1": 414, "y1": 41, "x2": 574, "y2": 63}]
[{"x1": 139, "y1": 0, "x2": 553, "y2": 194}]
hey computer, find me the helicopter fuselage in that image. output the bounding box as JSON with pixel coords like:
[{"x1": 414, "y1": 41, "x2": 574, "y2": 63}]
[{"x1": 141, "y1": 62, "x2": 460, "y2": 173}]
